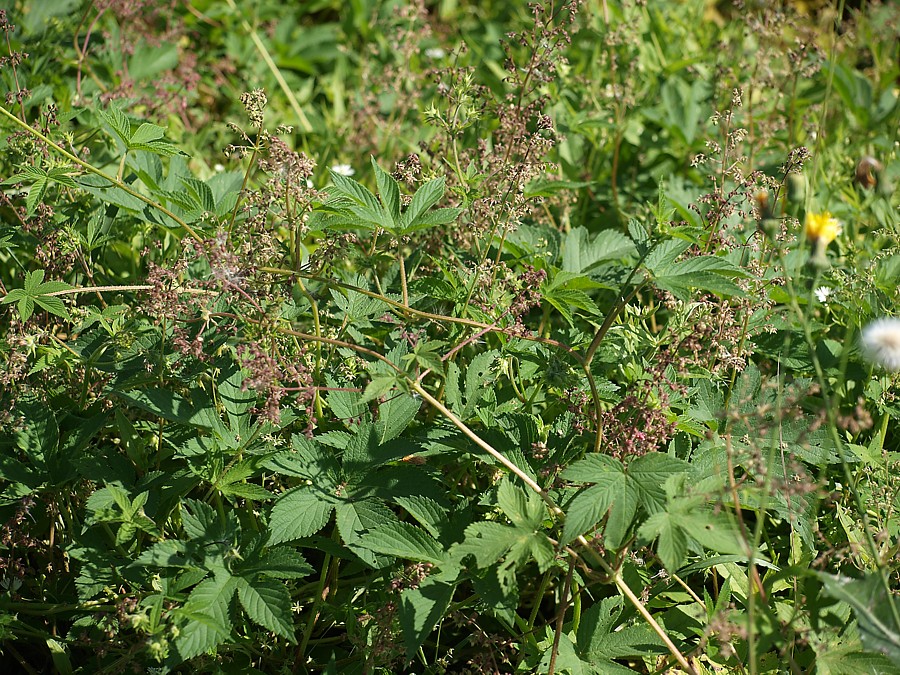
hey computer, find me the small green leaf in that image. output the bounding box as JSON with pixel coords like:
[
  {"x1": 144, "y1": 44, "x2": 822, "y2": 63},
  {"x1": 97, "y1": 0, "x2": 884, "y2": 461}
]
[{"x1": 400, "y1": 176, "x2": 446, "y2": 230}]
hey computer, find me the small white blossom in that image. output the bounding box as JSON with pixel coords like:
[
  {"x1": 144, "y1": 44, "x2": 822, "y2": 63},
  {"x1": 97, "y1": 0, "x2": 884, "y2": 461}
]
[
  {"x1": 331, "y1": 163, "x2": 355, "y2": 177},
  {"x1": 425, "y1": 47, "x2": 446, "y2": 59},
  {"x1": 814, "y1": 286, "x2": 832, "y2": 303},
  {"x1": 861, "y1": 318, "x2": 900, "y2": 371},
  {"x1": 213, "y1": 163, "x2": 225, "y2": 172}
]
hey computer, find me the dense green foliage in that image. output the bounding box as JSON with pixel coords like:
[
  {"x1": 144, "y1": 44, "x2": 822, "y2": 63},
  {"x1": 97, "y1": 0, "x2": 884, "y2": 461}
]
[{"x1": 1, "y1": 0, "x2": 899, "y2": 672}]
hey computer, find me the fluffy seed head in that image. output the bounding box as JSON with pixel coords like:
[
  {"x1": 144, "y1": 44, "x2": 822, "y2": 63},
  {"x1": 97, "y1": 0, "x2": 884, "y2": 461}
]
[{"x1": 861, "y1": 318, "x2": 900, "y2": 371}]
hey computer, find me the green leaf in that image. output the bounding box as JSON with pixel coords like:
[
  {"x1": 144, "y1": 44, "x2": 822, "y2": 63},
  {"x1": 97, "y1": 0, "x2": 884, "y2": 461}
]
[
  {"x1": 327, "y1": 171, "x2": 382, "y2": 221},
  {"x1": 399, "y1": 579, "x2": 455, "y2": 658},
  {"x1": 235, "y1": 577, "x2": 296, "y2": 641},
  {"x1": 496, "y1": 479, "x2": 543, "y2": 530},
  {"x1": 400, "y1": 176, "x2": 446, "y2": 230},
  {"x1": 240, "y1": 547, "x2": 314, "y2": 580},
  {"x1": 97, "y1": 104, "x2": 131, "y2": 145},
  {"x1": 1, "y1": 269, "x2": 73, "y2": 322},
  {"x1": 372, "y1": 157, "x2": 400, "y2": 225},
  {"x1": 461, "y1": 350, "x2": 500, "y2": 418},
  {"x1": 628, "y1": 453, "x2": 690, "y2": 513},
  {"x1": 180, "y1": 499, "x2": 224, "y2": 541},
  {"x1": 560, "y1": 453, "x2": 687, "y2": 548},
  {"x1": 376, "y1": 392, "x2": 422, "y2": 443},
  {"x1": 335, "y1": 499, "x2": 401, "y2": 567},
  {"x1": 362, "y1": 373, "x2": 401, "y2": 404},
  {"x1": 576, "y1": 596, "x2": 665, "y2": 668},
  {"x1": 818, "y1": 572, "x2": 900, "y2": 665},
  {"x1": 454, "y1": 522, "x2": 520, "y2": 568},
  {"x1": 400, "y1": 206, "x2": 462, "y2": 233},
  {"x1": 816, "y1": 644, "x2": 900, "y2": 675},
  {"x1": 176, "y1": 574, "x2": 237, "y2": 659},
  {"x1": 638, "y1": 492, "x2": 747, "y2": 571},
  {"x1": 393, "y1": 496, "x2": 449, "y2": 539},
  {"x1": 360, "y1": 522, "x2": 445, "y2": 564},
  {"x1": 562, "y1": 227, "x2": 635, "y2": 274},
  {"x1": 128, "y1": 122, "x2": 166, "y2": 145},
  {"x1": 113, "y1": 387, "x2": 204, "y2": 426},
  {"x1": 638, "y1": 510, "x2": 691, "y2": 571},
  {"x1": 649, "y1": 252, "x2": 749, "y2": 300},
  {"x1": 539, "y1": 633, "x2": 595, "y2": 674},
  {"x1": 268, "y1": 487, "x2": 336, "y2": 544}
]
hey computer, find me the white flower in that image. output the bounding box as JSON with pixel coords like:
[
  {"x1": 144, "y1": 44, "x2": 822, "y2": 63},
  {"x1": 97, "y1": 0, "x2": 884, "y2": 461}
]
[
  {"x1": 861, "y1": 318, "x2": 900, "y2": 371},
  {"x1": 331, "y1": 163, "x2": 355, "y2": 177},
  {"x1": 213, "y1": 163, "x2": 225, "y2": 172},
  {"x1": 425, "y1": 47, "x2": 446, "y2": 59},
  {"x1": 814, "y1": 286, "x2": 832, "y2": 303}
]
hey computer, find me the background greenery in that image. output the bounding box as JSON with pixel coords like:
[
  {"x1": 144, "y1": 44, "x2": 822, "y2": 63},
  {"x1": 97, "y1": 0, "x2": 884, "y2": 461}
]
[{"x1": 1, "y1": 0, "x2": 899, "y2": 673}]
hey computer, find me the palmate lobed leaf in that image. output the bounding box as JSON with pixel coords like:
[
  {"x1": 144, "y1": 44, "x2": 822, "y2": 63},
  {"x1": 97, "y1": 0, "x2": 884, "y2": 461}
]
[
  {"x1": 2, "y1": 269, "x2": 73, "y2": 321},
  {"x1": 560, "y1": 453, "x2": 689, "y2": 548}
]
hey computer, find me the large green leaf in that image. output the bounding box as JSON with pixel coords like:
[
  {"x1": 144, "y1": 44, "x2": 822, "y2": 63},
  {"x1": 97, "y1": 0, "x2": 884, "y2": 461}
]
[
  {"x1": 236, "y1": 577, "x2": 296, "y2": 641},
  {"x1": 819, "y1": 572, "x2": 900, "y2": 666},
  {"x1": 268, "y1": 487, "x2": 337, "y2": 544},
  {"x1": 562, "y1": 227, "x2": 635, "y2": 274},
  {"x1": 359, "y1": 521, "x2": 445, "y2": 564},
  {"x1": 399, "y1": 579, "x2": 456, "y2": 658}
]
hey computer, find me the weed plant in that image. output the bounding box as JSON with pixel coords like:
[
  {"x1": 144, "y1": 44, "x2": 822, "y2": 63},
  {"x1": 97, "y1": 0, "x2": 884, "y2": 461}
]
[{"x1": 0, "y1": 1, "x2": 899, "y2": 673}]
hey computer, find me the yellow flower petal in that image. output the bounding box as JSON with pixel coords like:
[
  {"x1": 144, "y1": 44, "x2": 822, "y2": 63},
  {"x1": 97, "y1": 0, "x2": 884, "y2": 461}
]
[{"x1": 804, "y1": 212, "x2": 842, "y2": 245}]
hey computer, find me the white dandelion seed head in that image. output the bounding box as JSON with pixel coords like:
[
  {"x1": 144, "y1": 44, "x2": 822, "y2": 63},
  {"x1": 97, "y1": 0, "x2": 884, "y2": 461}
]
[
  {"x1": 331, "y1": 163, "x2": 355, "y2": 177},
  {"x1": 861, "y1": 318, "x2": 900, "y2": 371},
  {"x1": 815, "y1": 286, "x2": 832, "y2": 303},
  {"x1": 425, "y1": 47, "x2": 446, "y2": 59}
]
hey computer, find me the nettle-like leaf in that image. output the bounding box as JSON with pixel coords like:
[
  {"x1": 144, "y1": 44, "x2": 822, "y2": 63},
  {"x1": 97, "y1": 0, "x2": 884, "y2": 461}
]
[
  {"x1": 97, "y1": 104, "x2": 185, "y2": 157},
  {"x1": 323, "y1": 159, "x2": 462, "y2": 235},
  {"x1": 359, "y1": 521, "x2": 445, "y2": 565},
  {"x1": 642, "y1": 238, "x2": 749, "y2": 300},
  {"x1": 173, "y1": 573, "x2": 237, "y2": 661},
  {"x1": 637, "y1": 474, "x2": 749, "y2": 571},
  {"x1": 445, "y1": 349, "x2": 501, "y2": 419},
  {"x1": 540, "y1": 270, "x2": 604, "y2": 326},
  {"x1": 85, "y1": 486, "x2": 161, "y2": 546},
  {"x1": 561, "y1": 227, "x2": 636, "y2": 275},
  {"x1": 560, "y1": 452, "x2": 689, "y2": 548},
  {"x1": 452, "y1": 479, "x2": 554, "y2": 577},
  {"x1": 818, "y1": 572, "x2": 900, "y2": 666},
  {"x1": 1, "y1": 269, "x2": 73, "y2": 322},
  {"x1": 3, "y1": 164, "x2": 78, "y2": 215},
  {"x1": 234, "y1": 576, "x2": 295, "y2": 640},
  {"x1": 135, "y1": 503, "x2": 309, "y2": 665},
  {"x1": 266, "y1": 426, "x2": 431, "y2": 567},
  {"x1": 574, "y1": 596, "x2": 666, "y2": 672}
]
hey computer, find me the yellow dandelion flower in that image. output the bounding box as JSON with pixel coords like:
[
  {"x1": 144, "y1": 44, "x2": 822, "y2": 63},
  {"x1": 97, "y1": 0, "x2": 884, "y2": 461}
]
[{"x1": 804, "y1": 212, "x2": 842, "y2": 245}]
